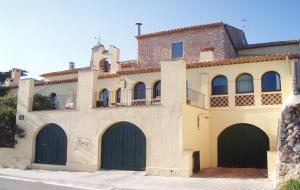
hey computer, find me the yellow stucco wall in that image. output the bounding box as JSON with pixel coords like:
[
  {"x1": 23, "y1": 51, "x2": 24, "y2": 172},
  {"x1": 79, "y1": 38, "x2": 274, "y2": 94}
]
[
  {"x1": 182, "y1": 105, "x2": 210, "y2": 169},
  {"x1": 186, "y1": 59, "x2": 292, "y2": 173},
  {"x1": 3, "y1": 57, "x2": 296, "y2": 178}
]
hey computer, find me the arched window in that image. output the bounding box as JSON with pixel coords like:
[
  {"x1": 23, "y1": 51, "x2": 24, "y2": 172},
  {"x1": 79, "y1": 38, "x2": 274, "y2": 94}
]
[
  {"x1": 261, "y1": 71, "x2": 281, "y2": 92},
  {"x1": 116, "y1": 88, "x2": 121, "y2": 103},
  {"x1": 100, "y1": 89, "x2": 109, "y2": 107},
  {"x1": 212, "y1": 75, "x2": 228, "y2": 95},
  {"x1": 236, "y1": 73, "x2": 254, "y2": 93},
  {"x1": 134, "y1": 82, "x2": 146, "y2": 100},
  {"x1": 153, "y1": 81, "x2": 161, "y2": 98}
]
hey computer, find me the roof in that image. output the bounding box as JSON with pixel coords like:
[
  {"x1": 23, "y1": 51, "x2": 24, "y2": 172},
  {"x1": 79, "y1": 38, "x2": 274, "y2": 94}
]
[
  {"x1": 136, "y1": 22, "x2": 225, "y2": 39},
  {"x1": 40, "y1": 60, "x2": 138, "y2": 77},
  {"x1": 119, "y1": 60, "x2": 137, "y2": 69},
  {"x1": 40, "y1": 66, "x2": 90, "y2": 77},
  {"x1": 9, "y1": 53, "x2": 297, "y2": 89},
  {"x1": 187, "y1": 53, "x2": 298, "y2": 69},
  {"x1": 238, "y1": 40, "x2": 300, "y2": 50},
  {"x1": 101, "y1": 53, "x2": 299, "y2": 76}
]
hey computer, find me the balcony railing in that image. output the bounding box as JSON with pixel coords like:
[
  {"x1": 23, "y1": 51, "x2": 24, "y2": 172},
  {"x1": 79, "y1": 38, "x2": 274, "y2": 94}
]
[
  {"x1": 210, "y1": 95, "x2": 229, "y2": 107},
  {"x1": 94, "y1": 88, "x2": 161, "y2": 108},
  {"x1": 32, "y1": 94, "x2": 77, "y2": 111},
  {"x1": 235, "y1": 93, "x2": 255, "y2": 106},
  {"x1": 261, "y1": 92, "x2": 282, "y2": 105},
  {"x1": 186, "y1": 88, "x2": 205, "y2": 108}
]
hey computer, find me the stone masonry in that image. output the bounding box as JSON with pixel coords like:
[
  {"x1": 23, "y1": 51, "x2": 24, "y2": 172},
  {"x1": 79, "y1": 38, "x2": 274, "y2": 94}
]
[
  {"x1": 277, "y1": 103, "x2": 300, "y2": 185},
  {"x1": 137, "y1": 24, "x2": 246, "y2": 68},
  {"x1": 276, "y1": 60, "x2": 300, "y2": 187}
]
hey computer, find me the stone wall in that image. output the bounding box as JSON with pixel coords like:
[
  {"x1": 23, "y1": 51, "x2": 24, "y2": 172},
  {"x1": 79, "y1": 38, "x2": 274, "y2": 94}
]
[
  {"x1": 280, "y1": 104, "x2": 300, "y2": 163},
  {"x1": 277, "y1": 102, "x2": 300, "y2": 185},
  {"x1": 137, "y1": 25, "x2": 245, "y2": 68}
]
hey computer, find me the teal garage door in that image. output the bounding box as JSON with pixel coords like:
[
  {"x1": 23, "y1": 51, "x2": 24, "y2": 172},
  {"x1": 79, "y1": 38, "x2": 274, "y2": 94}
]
[
  {"x1": 35, "y1": 124, "x2": 67, "y2": 165},
  {"x1": 101, "y1": 122, "x2": 146, "y2": 171},
  {"x1": 218, "y1": 123, "x2": 269, "y2": 168}
]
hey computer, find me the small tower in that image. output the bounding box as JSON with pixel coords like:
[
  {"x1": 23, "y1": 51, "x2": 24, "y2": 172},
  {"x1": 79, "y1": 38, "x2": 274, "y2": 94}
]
[{"x1": 90, "y1": 43, "x2": 120, "y2": 74}]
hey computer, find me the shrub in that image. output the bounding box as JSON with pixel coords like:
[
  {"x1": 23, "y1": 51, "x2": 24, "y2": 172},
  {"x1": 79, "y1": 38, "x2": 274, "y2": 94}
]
[
  {"x1": 0, "y1": 95, "x2": 25, "y2": 148},
  {"x1": 278, "y1": 179, "x2": 300, "y2": 190},
  {"x1": 32, "y1": 93, "x2": 55, "y2": 111}
]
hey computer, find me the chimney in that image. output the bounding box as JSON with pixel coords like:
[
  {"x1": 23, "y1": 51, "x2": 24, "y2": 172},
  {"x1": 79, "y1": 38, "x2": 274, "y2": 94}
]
[
  {"x1": 69, "y1": 62, "x2": 75, "y2": 70},
  {"x1": 136, "y1": 23, "x2": 142, "y2": 36}
]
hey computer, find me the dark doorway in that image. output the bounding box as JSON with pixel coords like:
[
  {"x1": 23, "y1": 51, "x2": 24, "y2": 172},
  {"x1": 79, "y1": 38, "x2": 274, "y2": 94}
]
[
  {"x1": 35, "y1": 124, "x2": 67, "y2": 165},
  {"x1": 218, "y1": 123, "x2": 269, "y2": 168},
  {"x1": 193, "y1": 151, "x2": 200, "y2": 173},
  {"x1": 101, "y1": 122, "x2": 146, "y2": 171}
]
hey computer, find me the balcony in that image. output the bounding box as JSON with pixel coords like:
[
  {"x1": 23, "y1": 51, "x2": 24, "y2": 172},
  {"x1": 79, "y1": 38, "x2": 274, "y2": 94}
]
[
  {"x1": 93, "y1": 88, "x2": 161, "y2": 108},
  {"x1": 186, "y1": 88, "x2": 206, "y2": 108},
  {"x1": 31, "y1": 94, "x2": 77, "y2": 111}
]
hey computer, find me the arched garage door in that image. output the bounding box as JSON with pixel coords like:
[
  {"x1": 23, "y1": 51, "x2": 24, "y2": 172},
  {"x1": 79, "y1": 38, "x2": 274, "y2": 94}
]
[
  {"x1": 35, "y1": 124, "x2": 67, "y2": 165},
  {"x1": 101, "y1": 122, "x2": 146, "y2": 171},
  {"x1": 218, "y1": 123, "x2": 269, "y2": 168}
]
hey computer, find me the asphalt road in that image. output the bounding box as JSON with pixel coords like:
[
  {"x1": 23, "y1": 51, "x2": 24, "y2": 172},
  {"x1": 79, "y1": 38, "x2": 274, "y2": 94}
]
[{"x1": 0, "y1": 177, "x2": 94, "y2": 190}]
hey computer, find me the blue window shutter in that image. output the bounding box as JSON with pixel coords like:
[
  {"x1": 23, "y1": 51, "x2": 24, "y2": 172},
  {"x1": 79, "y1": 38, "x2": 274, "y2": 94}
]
[{"x1": 171, "y1": 42, "x2": 183, "y2": 59}]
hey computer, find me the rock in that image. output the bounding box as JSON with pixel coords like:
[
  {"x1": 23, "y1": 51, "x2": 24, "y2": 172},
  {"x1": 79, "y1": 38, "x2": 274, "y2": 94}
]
[
  {"x1": 288, "y1": 129, "x2": 294, "y2": 134},
  {"x1": 294, "y1": 125, "x2": 300, "y2": 130},
  {"x1": 293, "y1": 143, "x2": 300, "y2": 152},
  {"x1": 284, "y1": 119, "x2": 292, "y2": 124},
  {"x1": 281, "y1": 133, "x2": 288, "y2": 139},
  {"x1": 287, "y1": 123, "x2": 294, "y2": 129}
]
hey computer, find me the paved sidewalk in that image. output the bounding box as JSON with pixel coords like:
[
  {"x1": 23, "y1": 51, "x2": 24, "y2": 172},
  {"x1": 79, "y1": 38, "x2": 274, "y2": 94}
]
[{"x1": 0, "y1": 168, "x2": 273, "y2": 190}]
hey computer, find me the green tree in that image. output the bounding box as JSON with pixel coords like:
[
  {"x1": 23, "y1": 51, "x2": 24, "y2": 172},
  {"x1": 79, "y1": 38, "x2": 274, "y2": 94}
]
[
  {"x1": 32, "y1": 93, "x2": 55, "y2": 111},
  {"x1": 0, "y1": 70, "x2": 28, "y2": 96},
  {"x1": 0, "y1": 95, "x2": 25, "y2": 148}
]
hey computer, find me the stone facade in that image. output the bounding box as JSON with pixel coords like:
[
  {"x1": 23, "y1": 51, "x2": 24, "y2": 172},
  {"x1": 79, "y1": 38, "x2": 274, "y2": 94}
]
[
  {"x1": 137, "y1": 24, "x2": 246, "y2": 68},
  {"x1": 277, "y1": 102, "x2": 300, "y2": 186},
  {"x1": 280, "y1": 104, "x2": 300, "y2": 164}
]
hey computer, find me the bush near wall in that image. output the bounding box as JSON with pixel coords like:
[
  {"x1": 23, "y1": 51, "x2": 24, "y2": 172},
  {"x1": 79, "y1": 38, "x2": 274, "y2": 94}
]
[
  {"x1": 277, "y1": 179, "x2": 300, "y2": 190},
  {"x1": 32, "y1": 93, "x2": 55, "y2": 111},
  {"x1": 0, "y1": 95, "x2": 25, "y2": 148}
]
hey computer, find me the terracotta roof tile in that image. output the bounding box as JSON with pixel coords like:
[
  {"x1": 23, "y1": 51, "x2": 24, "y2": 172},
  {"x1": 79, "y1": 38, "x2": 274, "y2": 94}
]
[
  {"x1": 98, "y1": 73, "x2": 120, "y2": 79},
  {"x1": 136, "y1": 22, "x2": 224, "y2": 39},
  {"x1": 34, "y1": 78, "x2": 78, "y2": 86},
  {"x1": 9, "y1": 54, "x2": 298, "y2": 89},
  {"x1": 40, "y1": 67, "x2": 90, "y2": 77},
  {"x1": 238, "y1": 40, "x2": 300, "y2": 50},
  {"x1": 201, "y1": 47, "x2": 215, "y2": 51},
  {"x1": 117, "y1": 67, "x2": 160, "y2": 75},
  {"x1": 119, "y1": 60, "x2": 137, "y2": 70},
  {"x1": 187, "y1": 53, "x2": 299, "y2": 69}
]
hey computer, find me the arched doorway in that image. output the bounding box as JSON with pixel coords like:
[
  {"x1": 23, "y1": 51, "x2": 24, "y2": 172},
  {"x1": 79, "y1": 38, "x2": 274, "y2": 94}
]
[
  {"x1": 101, "y1": 122, "x2": 146, "y2": 171},
  {"x1": 35, "y1": 124, "x2": 67, "y2": 165},
  {"x1": 218, "y1": 123, "x2": 269, "y2": 168}
]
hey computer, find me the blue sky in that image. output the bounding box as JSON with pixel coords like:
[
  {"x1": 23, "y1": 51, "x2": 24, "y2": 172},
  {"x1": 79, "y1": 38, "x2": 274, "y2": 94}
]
[{"x1": 0, "y1": 0, "x2": 299, "y2": 78}]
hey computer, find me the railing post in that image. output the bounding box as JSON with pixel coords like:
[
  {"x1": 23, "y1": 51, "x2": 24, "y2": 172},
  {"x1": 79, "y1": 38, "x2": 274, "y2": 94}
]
[
  {"x1": 146, "y1": 88, "x2": 151, "y2": 105},
  {"x1": 254, "y1": 76, "x2": 261, "y2": 106},
  {"x1": 77, "y1": 69, "x2": 98, "y2": 110},
  {"x1": 17, "y1": 78, "x2": 34, "y2": 113}
]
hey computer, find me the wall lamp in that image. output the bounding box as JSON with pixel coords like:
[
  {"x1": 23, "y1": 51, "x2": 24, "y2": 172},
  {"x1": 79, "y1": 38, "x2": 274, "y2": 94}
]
[{"x1": 197, "y1": 113, "x2": 209, "y2": 130}]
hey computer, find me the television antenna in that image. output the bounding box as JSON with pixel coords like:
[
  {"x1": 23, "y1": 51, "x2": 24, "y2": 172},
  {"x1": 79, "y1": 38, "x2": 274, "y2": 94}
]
[
  {"x1": 94, "y1": 35, "x2": 101, "y2": 45},
  {"x1": 241, "y1": 19, "x2": 248, "y2": 29}
]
